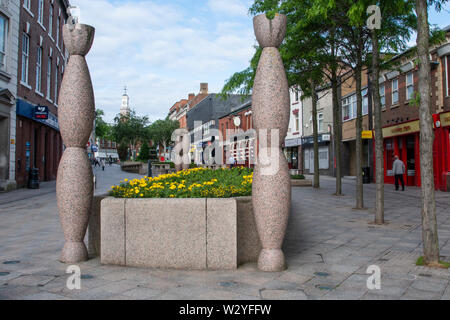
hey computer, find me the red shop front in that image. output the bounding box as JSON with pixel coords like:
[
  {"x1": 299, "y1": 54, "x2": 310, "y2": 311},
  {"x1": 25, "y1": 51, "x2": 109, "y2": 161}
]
[
  {"x1": 439, "y1": 111, "x2": 450, "y2": 191},
  {"x1": 381, "y1": 116, "x2": 449, "y2": 191}
]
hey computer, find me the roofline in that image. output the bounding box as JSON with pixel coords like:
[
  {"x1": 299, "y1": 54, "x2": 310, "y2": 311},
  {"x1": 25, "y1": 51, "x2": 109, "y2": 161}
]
[{"x1": 218, "y1": 99, "x2": 252, "y2": 119}]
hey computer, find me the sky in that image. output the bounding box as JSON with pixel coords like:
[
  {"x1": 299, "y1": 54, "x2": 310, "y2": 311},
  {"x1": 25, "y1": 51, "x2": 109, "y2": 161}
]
[{"x1": 69, "y1": 0, "x2": 449, "y2": 123}]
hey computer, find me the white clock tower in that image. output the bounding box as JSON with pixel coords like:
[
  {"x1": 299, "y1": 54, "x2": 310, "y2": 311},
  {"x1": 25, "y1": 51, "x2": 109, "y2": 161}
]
[{"x1": 120, "y1": 86, "x2": 130, "y2": 117}]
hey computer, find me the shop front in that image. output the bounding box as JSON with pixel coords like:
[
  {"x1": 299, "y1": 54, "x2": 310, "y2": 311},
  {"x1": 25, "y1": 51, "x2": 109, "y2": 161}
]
[
  {"x1": 302, "y1": 133, "x2": 332, "y2": 176},
  {"x1": 382, "y1": 116, "x2": 449, "y2": 190},
  {"x1": 284, "y1": 137, "x2": 302, "y2": 173}
]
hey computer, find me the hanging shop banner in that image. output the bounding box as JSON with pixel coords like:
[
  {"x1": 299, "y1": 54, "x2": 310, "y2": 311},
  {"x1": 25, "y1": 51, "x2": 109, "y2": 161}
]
[
  {"x1": 362, "y1": 130, "x2": 373, "y2": 139},
  {"x1": 34, "y1": 105, "x2": 49, "y2": 120}
]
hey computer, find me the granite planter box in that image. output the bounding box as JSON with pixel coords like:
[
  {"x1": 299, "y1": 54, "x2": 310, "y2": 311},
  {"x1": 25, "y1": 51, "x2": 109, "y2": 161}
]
[
  {"x1": 93, "y1": 196, "x2": 261, "y2": 270},
  {"x1": 291, "y1": 179, "x2": 312, "y2": 187}
]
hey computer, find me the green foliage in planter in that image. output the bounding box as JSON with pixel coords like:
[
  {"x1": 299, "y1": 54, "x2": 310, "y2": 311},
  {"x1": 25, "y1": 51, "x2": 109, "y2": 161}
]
[
  {"x1": 291, "y1": 174, "x2": 305, "y2": 180},
  {"x1": 111, "y1": 167, "x2": 253, "y2": 199}
]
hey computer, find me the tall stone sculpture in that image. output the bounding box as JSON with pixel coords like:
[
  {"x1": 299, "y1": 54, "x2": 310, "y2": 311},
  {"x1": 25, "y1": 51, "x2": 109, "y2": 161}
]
[
  {"x1": 252, "y1": 13, "x2": 290, "y2": 272},
  {"x1": 56, "y1": 22, "x2": 95, "y2": 263}
]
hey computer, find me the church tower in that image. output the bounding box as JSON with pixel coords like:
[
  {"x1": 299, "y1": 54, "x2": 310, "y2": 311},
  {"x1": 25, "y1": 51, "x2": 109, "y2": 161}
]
[{"x1": 120, "y1": 86, "x2": 130, "y2": 117}]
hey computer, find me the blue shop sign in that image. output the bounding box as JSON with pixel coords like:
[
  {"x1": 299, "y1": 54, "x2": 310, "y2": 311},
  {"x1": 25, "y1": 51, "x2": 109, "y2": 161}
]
[
  {"x1": 16, "y1": 99, "x2": 59, "y2": 131},
  {"x1": 34, "y1": 105, "x2": 49, "y2": 120}
]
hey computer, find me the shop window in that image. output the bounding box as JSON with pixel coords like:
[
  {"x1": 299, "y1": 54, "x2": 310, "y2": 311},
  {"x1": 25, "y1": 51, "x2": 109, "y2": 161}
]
[
  {"x1": 319, "y1": 147, "x2": 329, "y2": 169},
  {"x1": 304, "y1": 149, "x2": 310, "y2": 170},
  {"x1": 385, "y1": 138, "x2": 394, "y2": 176}
]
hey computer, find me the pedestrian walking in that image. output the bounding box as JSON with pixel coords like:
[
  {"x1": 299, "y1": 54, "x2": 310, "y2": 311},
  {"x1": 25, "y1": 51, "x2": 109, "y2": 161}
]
[
  {"x1": 101, "y1": 159, "x2": 106, "y2": 171},
  {"x1": 228, "y1": 155, "x2": 236, "y2": 169},
  {"x1": 393, "y1": 155, "x2": 406, "y2": 191}
]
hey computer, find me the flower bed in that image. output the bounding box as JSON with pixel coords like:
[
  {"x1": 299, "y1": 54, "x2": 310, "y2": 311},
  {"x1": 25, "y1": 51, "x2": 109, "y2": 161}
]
[{"x1": 110, "y1": 167, "x2": 253, "y2": 199}]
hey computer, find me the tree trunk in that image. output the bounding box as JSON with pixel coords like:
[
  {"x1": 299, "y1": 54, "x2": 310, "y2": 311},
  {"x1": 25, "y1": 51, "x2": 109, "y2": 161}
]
[
  {"x1": 312, "y1": 82, "x2": 320, "y2": 188},
  {"x1": 416, "y1": 0, "x2": 440, "y2": 265},
  {"x1": 355, "y1": 32, "x2": 364, "y2": 209},
  {"x1": 371, "y1": 28, "x2": 384, "y2": 224},
  {"x1": 331, "y1": 27, "x2": 342, "y2": 196}
]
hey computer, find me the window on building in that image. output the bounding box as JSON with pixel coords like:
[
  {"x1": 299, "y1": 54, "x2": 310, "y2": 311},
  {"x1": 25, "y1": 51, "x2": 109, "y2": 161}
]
[
  {"x1": 47, "y1": 57, "x2": 52, "y2": 99},
  {"x1": 36, "y1": 46, "x2": 42, "y2": 92},
  {"x1": 445, "y1": 55, "x2": 449, "y2": 97},
  {"x1": 24, "y1": 0, "x2": 31, "y2": 10},
  {"x1": 392, "y1": 78, "x2": 399, "y2": 104},
  {"x1": 49, "y1": 5, "x2": 53, "y2": 37},
  {"x1": 295, "y1": 113, "x2": 299, "y2": 132},
  {"x1": 319, "y1": 146, "x2": 329, "y2": 169},
  {"x1": 55, "y1": 62, "x2": 59, "y2": 103},
  {"x1": 38, "y1": 0, "x2": 44, "y2": 25},
  {"x1": 317, "y1": 112, "x2": 324, "y2": 132},
  {"x1": 295, "y1": 90, "x2": 299, "y2": 102},
  {"x1": 380, "y1": 84, "x2": 386, "y2": 107},
  {"x1": 362, "y1": 88, "x2": 369, "y2": 115},
  {"x1": 56, "y1": 13, "x2": 60, "y2": 47},
  {"x1": 406, "y1": 72, "x2": 414, "y2": 100},
  {"x1": 21, "y1": 33, "x2": 29, "y2": 83},
  {"x1": 0, "y1": 15, "x2": 7, "y2": 70},
  {"x1": 342, "y1": 94, "x2": 357, "y2": 121}
]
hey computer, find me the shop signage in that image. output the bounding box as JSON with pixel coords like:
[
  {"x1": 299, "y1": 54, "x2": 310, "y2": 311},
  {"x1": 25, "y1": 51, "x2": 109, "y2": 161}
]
[
  {"x1": 322, "y1": 134, "x2": 331, "y2": 142},
  {"x1": 10, "y1": 139, "x2": 15, "y2": 145},
  {"x1": 285, "y1": 138, "x2": 302, "y2": 147},
  {"x1": 362, "y1": 130, "x2": 373, "y2": 139},
  {"x1": 441, "y1": 112, "x2": 450, "y2": 127},
  {"x1": 34, "y1": 105, "x2": 49, "y2": 120},
  {"x1": 382, "y1": 120, "x2": 420, "y2": 138}
]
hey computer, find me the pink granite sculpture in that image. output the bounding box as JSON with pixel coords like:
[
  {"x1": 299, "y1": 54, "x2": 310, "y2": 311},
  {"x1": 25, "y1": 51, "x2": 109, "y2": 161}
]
[
  {"x1": 56, "y1": 23, "x2": 95, "y2": 263},
  {"x1": 252, "y1": 13, "x2": 290, "y2": 272}
]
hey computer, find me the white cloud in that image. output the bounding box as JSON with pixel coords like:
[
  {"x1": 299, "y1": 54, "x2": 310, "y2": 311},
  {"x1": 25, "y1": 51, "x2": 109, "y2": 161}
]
[{"x1": 69, "y1": 0, "x2": 255, "y2": 123}]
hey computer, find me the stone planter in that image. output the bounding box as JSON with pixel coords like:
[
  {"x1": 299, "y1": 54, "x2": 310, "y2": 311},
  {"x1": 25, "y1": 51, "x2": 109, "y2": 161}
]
[
  {"x1": 291, "y1": 179, "x2": 313, "y2": 187},
  {"x1": 95, "y1": 197, "x2": 261, "y2": 270}
]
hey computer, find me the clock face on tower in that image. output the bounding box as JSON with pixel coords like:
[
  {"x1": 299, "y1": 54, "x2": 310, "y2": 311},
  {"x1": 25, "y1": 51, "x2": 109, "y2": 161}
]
[{"x1": 233, "y1": 117, "x2": 241, "y2": 127}]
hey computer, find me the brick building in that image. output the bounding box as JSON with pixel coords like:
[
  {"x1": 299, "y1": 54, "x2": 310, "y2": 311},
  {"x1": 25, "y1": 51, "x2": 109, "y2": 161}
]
[{"x1": 15, "y1": 0, "x2": 69, "y2": 187}]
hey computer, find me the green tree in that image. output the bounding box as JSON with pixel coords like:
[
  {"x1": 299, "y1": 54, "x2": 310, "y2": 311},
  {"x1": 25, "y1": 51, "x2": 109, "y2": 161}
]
[
  {"x1": 111, "y1": 110, "x2": 149, "y2": 160},
  {"x1": 95, "y1": 109, "x2": 111, "y2": 140},
  {"x1": 148, "y1": 118, "x2": 180, "y2": 157},
  {"x1": 137, "y1": 141, "x2": 150, "y2": 162}
]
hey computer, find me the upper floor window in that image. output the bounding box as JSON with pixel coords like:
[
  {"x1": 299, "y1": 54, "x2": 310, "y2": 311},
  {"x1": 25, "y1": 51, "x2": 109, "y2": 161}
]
[
  {"x1": 380, "y1": 84, "x2": 386, "y2": 107},
  {"x1": 0, "y1": 15, "x2": 8, "y2": 70},
  {"x1": 56, "y1": 13, "x2": 60, "y2": 46},
  {"x1": 49, "y1": 5, "x2": 53, "y2": 37},
  {"x1": 38, "y1": 0, "x2": 44, "y2": 25},
  {"x1": 406, "y1": 72, "x2": 414, "y2": 100},
  {"x1": 55, "y1": 60, "x2": 59, "y2": 103},
  {"x1": 295, "y1": 113, "x2": 299, "y2": 132},
  {"x1": 295, "y1": 90, "x2": 299, "y2": 102},
  {"x1": 342, "y1": 94, "x2": 356, "y2": 121},
  {"x1": 392, "y1": 78, "x2": 399, "y2": 105},
  {"x1": 446, "y1": 56, "x2": 450, "y2": 97},
  {"x1": 317, "y1": 112, "x2": 324, "y2": 132},
  {"x1": 36, "y1": 46, "x2": 43, "y2": 92},
  {"x1": 47, "y1": 56, "x2": 52, "y2": 99},
  {"x1": 362, "y1": 88, "x2": 369, "y2": 115},
  {"x1": 21, "y1": 33, "x2": 29, "y2": 84},
  {"x1": 24, "y1": 0, "x2": 31, "y2": 10}
]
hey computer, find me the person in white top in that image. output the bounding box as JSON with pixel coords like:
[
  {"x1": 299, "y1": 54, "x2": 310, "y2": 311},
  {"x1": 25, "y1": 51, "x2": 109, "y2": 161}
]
[
  {"x1": 393, "y1": 155, "x2": 405, "y2": 191},
  {"x1": 228, "y1": 155, "x2": 236, "y2": 168}
]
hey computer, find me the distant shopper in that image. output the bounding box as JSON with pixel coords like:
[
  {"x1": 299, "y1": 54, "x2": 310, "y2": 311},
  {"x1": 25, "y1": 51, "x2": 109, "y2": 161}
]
[
  {"x1": 393, "y1": 155, "x2": 405, "y2": 191},
  {"x1": 109, "y1": 155, "x2": 113, "y2": 166},
  {"x1": 101, "y1": 159, "x2": 106, "y2": 171},
  {"x1": 229, "y1": 155, "x2": 236, "y2": 168}
]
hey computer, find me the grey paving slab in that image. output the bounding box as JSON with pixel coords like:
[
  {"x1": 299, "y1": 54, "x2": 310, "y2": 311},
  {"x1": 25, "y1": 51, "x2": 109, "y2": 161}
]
[{"x1": 0, "y1": 168, "x2": 449, "y2": 300}]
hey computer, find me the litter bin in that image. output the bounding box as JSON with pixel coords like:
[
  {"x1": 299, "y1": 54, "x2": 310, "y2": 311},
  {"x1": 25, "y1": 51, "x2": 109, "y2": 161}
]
[
  {"x1": 28, "y1": 168, "x2": 40, "y2": 189},
  {"x1": 363, "y1": 167, "x2": 371, "y2": 184}
]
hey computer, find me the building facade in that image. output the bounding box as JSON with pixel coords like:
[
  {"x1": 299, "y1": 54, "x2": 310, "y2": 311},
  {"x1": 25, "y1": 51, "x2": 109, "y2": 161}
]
[
  {"x1": 15, "y1": 0, "x2": 69, "y2": 187},
  {"x1": 0, "y1": 0, "x2": 20, "y2": 191},
  {"x1": 379, "y1": 27, "x2": 450, "y2": 190},
  {"x1": 301, "y1": 86, "x2": 334, "y2": 176},
  {"x1": 284, "y1": 86, "x2": 303, "y2": 172},
  {"x1": 186, "y1": 93, "x2": 244, "y2": 165}
]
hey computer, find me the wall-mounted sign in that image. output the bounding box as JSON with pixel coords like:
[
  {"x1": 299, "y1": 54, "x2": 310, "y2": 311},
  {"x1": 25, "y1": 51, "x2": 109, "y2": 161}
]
[
  {"x1": 10, "y1": 139, "x2": 15, "y2": 145},
  {"x1": 441, "y1": 112, "x2": 450, "y2": 127},
  {"x1": 322, "y1": 134, "x2": 331, "y2": 142},
  {"x1": 34, "y1": 105, "x2": 49, "y2": 120},
  {"x1": 362, "y1": 130, "x2": 373, "y2": 139},
  {"x1": 382, "y1": 120, "x2": 420, "y2": 138}
]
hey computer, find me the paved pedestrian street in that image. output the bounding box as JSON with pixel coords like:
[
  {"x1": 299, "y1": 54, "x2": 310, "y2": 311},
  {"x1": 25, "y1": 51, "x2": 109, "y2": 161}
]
[{"x1": 0, "y1": 165, "x2": 449, "y2": 300}]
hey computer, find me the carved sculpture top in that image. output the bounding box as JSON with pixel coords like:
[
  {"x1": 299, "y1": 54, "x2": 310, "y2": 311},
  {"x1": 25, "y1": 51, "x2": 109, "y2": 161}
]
[
  {"x1": 253, "y1": 13, "x2": 287, "y2": 48},
  {"x1": 63, "y1": 24, "x2": 95, "y2": 56}
]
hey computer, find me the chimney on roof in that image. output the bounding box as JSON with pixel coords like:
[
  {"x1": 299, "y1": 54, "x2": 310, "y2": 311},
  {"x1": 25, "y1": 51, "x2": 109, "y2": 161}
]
[
  {"x1": 200, "y1": 83, "x2": 208, "y2": 95},
  {"x1": 188, "y1": 93, "x2": 195, "y2": 101}
]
